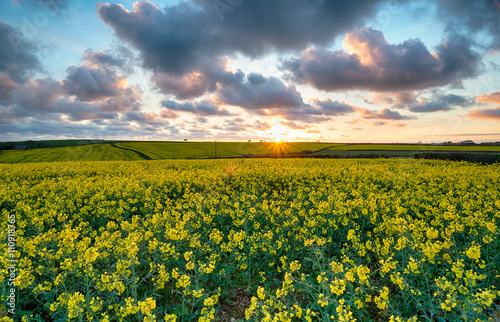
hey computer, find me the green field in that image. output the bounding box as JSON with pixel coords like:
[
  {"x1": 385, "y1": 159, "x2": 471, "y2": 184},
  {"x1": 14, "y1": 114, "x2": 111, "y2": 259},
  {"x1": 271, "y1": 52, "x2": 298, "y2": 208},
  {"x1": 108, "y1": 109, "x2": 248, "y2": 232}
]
[
  {"x1": 0, "y1": 144, "x2": 144, "y2": 163},
  {"x1": 116, "y1": 142, "x2": 338, "y2": 159},
  {"x1": 1, "y1": 141, "x2": 499, "y2": 163},
  {"x1": 0, "y1": 139, "x2": 107, "y2": 150}
]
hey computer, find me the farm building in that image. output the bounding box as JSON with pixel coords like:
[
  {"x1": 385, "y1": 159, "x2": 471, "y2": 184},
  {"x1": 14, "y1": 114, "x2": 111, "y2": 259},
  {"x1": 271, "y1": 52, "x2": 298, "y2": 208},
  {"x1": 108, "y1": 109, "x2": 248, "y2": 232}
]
[{"x1": 458, "y1": 140, "x2": 475, "y2": 145}]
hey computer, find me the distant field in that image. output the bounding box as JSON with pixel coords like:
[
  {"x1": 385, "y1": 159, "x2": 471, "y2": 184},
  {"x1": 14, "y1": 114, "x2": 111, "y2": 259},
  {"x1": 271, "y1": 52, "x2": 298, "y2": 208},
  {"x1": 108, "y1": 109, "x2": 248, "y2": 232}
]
[
  {"x1": 0, "y1": 144, "x2": 143, "y2": 163},
  {"x1": 116, "y1": 141, "x2": 338, "y2": 159},
  {"x1": 322, "y1": 144, "x2": 500, "y2": 152},
  {"x1": 1, "y1": 141, "x2": 500, "y2": 163},
  {"x1": 314, "y1": 144, "x2": 500, "y2": 157},
  {"x1": 113, "y1": 141, "x2": 339, "y2": 159},
  {"x1": 0, "y1": 142, "x2": 336, "y2": 163},
  {"x1": 0, "y1": 139, "x2": 106, "y2": 150}
]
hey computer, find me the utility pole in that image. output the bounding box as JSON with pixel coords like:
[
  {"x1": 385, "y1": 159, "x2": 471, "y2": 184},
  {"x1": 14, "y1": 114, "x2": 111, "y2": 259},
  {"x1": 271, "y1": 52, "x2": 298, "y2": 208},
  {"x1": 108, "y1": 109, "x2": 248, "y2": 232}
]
[{"x1": 214, "y1": 140, "x2": 217, "y2": 158}]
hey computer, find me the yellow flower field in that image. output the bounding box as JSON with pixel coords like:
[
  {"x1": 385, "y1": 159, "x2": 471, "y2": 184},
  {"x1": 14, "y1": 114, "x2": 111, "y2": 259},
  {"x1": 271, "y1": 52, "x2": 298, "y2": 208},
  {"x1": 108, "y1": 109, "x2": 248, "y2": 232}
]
[{"x1": 0, "y1": 159, "x2": 499, "y2": 321}]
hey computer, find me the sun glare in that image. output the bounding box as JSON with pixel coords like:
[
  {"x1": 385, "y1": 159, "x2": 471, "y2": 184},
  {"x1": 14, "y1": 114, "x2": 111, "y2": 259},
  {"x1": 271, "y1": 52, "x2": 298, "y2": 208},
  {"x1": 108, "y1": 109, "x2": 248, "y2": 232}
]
[{"x1": 270, "y1": 123, "x2": 286, "y2": 143}]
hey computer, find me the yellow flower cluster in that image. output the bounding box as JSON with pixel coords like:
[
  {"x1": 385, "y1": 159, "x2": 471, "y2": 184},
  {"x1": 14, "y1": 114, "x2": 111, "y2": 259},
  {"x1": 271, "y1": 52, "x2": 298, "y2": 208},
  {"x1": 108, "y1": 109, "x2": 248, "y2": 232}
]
[{"x1": 0, "y1": 159, "x2": 498, "y2": 321}]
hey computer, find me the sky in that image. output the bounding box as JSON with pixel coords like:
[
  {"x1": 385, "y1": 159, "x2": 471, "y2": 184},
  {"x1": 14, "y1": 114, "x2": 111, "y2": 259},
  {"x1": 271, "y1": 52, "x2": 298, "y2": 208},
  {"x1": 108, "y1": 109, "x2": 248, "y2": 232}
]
[{"x1": 0, "y1": 0, "x2": 499, "y2": 143}]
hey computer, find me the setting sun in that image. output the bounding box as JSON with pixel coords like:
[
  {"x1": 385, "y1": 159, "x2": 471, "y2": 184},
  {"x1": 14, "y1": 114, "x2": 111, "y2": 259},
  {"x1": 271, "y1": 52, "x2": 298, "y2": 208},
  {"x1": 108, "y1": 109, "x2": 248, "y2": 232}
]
[{"x1": 270, "y1": 122, "x2": 287, "y2": 143}]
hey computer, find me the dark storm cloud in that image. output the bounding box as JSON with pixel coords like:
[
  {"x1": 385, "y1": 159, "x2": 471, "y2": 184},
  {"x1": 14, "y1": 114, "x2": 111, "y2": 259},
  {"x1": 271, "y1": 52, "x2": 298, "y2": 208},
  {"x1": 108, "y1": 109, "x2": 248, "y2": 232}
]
[
  {"x1": 0, "y1": 21, "x2": 41, "y2": 84},
  {"x1": 162, "y1": 99, "x2": 232, "y2": 116},
  {"x1": 97, "y1": 0, "x2": 389, "y2": 75},
  {"x1": 436, "y1": 0, "x2": 500, "y2": 50},
  {"x1": 283, "y1": 28, "x2": 481, "y2": 92},
  {"x1": 409, "y1": 93, "x2": 475, "y2": 113},
  {"x1": 357, "y1": 107, "x2": 416, "y2": 120}
]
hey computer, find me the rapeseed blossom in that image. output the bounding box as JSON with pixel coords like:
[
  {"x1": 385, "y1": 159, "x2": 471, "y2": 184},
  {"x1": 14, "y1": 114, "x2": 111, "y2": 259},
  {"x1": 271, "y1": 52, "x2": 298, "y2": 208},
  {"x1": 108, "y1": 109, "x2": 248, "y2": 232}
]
[{"x1": 0, "y1": 159, "x2": 498, "y2": 321}]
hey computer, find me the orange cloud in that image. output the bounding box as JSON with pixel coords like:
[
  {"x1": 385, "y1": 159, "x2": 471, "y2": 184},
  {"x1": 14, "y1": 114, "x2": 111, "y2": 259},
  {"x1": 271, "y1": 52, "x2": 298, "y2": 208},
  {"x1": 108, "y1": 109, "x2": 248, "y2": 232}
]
[
  {"x1": 466, "y1": 106, "x2": 500, "y2": 120},
  {"x1": 476, "y1": 91, "x2": 500, "y2": 104}
]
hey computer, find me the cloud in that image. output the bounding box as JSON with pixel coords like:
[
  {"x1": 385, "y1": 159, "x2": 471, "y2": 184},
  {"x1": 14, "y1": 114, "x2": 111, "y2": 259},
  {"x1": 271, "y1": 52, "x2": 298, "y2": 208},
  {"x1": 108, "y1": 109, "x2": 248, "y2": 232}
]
[
  {"x1": 159, "y1": 109, "x2": 180, "y2": 119},
  {"x1": 63, "y1": 65, "x2": 129, "y2": 101},
  {"x1": 215, "y1": 73, "x2": 306, "y2": 111},
  {"x1": 281, "y1": 121, "x2": 309, "y2": 130},
  {"x1": 0, "y1": 72, "x2": 19, "y2": 104},
  {"x1": 435, "y1": 0, "x2": 500, "y2": 51},
  {"x1": 0, "y1": 105, "x2": 33, "y2": 124},
  {"x1": 465, "y1": 106, "x2": 500, "y2": 120},
  {"x1": 477, "y1": 91, "x2": 500, "y2": 104},
  {"x1": 357, "y1": 107, "x2": 416, "y2": 120},
  {"x1": 162, "y1": 99, "x2": 232, "y2": 116},
  {"x1": 12, "y1": 78, "x2": 63, "y2": 111},
  {"x1": 0, "y1": 117, "x2": 178, "y2": 141},
  {"x1": 0, "y1": 48, "x2": 143, "y2": 124},
  {"x1": 408, "y1": 93, "x2": 475, "y2": 113},
  {"x1": 283, "y1": 27, "x2": 481, "y2": 92},
  {"x1": 213, "y1": 73, "x2": 357, "y2": 123},
  {"x1": 18, "y1": 0, "x2": 69, "y2": 11},
  {"x1": 97, "y1": 0, "x2": 390, "y2": 76},
  {"x1": 360, "y1": 90, "x2": 475, "y2": 113},
  {"x1": 153, "y1": 71, "x2": 215, "y2": 100},
  {"x1": 253, "y1": 120, "x2": 271, "y2": 131},
  {"x1": 151, "y1": 58, "x2": 242, "y2": 100},
  {"x1": 218, "y1": 118, "x2": 248, "y2": 132},
  {"x1": 123, "y1": 111, "x2": 167, "y2": 125},
  {"x1": 0, "y1": 21, "x2": 41, "y2": 85},
  {"x1": 360, "y1": 92, "x2": 417, "y2": 108},
  {"x1": 311, "y1": 98, "x2": 356, "y2": 116},
  {"x1": 82, "y1": 49, "x2": 127, "y2": 69}
]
